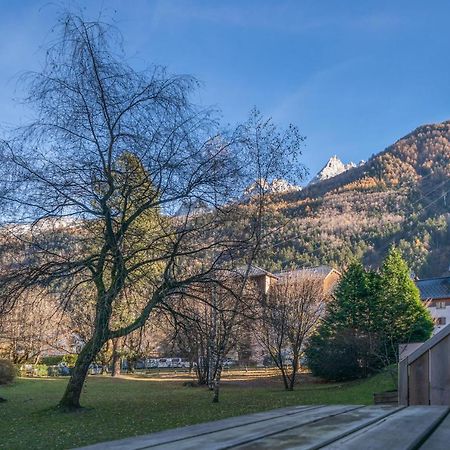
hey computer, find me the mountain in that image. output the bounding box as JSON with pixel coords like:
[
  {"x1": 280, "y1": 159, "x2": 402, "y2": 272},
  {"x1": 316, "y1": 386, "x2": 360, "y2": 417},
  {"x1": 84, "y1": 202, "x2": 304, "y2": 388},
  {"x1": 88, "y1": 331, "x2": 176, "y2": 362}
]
[
  {"x1": 255, "y1": 120, "x2": 450, "y2": 278},
  {"x1": 244, "y1": 178, "x2": 301, "y2": 198},
  {"x1": 10, "y1": 120, "x2": 448, "y2": 280},
  {"x1": 308, "y1": 155, "x2": 356, "y2": 185}
]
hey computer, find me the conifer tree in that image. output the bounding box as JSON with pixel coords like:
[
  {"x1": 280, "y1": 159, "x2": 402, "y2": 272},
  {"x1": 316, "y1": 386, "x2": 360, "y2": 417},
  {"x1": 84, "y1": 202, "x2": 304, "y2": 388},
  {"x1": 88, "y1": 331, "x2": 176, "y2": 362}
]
[
  {"x1": 306, "y1": 250, "x2": 433, "y2": 380},
  {"x1": 378, "y1": 247, "x2": 433, "y2": 345}
]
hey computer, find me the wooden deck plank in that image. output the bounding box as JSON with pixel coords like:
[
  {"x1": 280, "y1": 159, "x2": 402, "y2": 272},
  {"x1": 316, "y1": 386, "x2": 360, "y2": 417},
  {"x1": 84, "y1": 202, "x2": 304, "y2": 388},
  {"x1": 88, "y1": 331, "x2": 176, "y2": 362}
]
[
  {"x1": 322, "y1": 406, "x2": 449, "y2": 450},
  {"x1": 420, "y1": 412, "x2": 450, "y2": 449},
  {"x1": 234, "y1": 406, "x2": 402, "y2": 450},
  {"x1": 145, "y1": 405, "x2": 362, "y2": 450},
  {"x1": 77, "y1": 405, "x2": 450, "y2": 450},
  {"x1": 76, "y1": 404, "x2": 321, "y2": 450}
]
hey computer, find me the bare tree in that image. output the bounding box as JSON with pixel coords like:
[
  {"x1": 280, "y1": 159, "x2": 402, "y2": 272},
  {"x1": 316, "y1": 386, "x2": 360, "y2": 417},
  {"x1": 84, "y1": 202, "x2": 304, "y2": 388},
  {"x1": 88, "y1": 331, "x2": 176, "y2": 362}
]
[
  {"x1": 0, "y1": 14, "x2": 304, "y2": 409},
  {"x1": 256, "y1": 275, "x2": 326, "y2": 390},
  {"x1": 0, "y1": 294, "x2": 70, "y2": 364},
  {"x1": 121, "y1": 321, "x2": 163, "y2": 373},
  {"x1": 207, "y1": 275, "x2": 262, "y2": 403},
  {"x1": 163, "y1": 270, "x2": 260, "y2": 402}
]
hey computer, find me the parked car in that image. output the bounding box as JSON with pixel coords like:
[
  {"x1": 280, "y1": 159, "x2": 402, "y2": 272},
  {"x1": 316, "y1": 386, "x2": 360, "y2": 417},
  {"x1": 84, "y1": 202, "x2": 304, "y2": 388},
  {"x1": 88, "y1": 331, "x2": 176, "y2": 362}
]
[
  {"x1": 58, "y1": 362, "x2": 71, "y2": 376},
  {"x1": 88, "y1": 363, "x2": 102, "y2": 375},
  {"x1": 223, "y1": 358, "x2": 238, "y2": 368},
  {"x1": 180, "y1": 358, "x2": 191, "y2": 368},
  {"x1": 145, "y1": 358, "x2": 159, "y2": 369},
  {"x1": 168, "y1": 357, "x2": 190, "y2": 368},
  {"x1": 157, "y1": 358, "x2": 170, "y2": 368},
  {"x1": 135, "y1": 359, "x2": 146, "y2": 370}
]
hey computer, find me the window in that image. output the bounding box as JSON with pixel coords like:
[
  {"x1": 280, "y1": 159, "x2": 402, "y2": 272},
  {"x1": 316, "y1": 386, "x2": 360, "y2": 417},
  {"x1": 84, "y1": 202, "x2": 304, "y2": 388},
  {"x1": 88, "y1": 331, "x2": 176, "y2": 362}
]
[
  {"x1": 436, "y1": 301, "x2": 446, "y2": 309},
  {"x1": 436, "y1": 317, "x2": 447, "y2": 326}
]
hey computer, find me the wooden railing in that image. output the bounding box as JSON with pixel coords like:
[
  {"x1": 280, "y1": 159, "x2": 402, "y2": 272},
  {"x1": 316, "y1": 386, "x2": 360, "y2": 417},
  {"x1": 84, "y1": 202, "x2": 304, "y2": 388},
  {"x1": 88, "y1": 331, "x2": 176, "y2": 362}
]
[{"x1": 399, "y1": 324, "x2": 450, "y2": 405}]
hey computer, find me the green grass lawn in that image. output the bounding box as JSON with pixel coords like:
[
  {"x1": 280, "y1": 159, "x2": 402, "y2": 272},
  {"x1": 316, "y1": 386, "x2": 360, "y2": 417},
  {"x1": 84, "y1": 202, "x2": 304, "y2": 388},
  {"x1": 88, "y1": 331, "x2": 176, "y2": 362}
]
[{"x1": 0, "y1": 371, "x2": 395, "y2": 450}]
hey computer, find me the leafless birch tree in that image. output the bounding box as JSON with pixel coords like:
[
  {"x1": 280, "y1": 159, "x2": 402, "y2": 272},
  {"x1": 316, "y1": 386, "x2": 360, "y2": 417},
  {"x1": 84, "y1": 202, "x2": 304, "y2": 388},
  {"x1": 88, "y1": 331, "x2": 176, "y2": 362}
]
[{"x1": 163, "y1": 270, "x2": 261, "y2": 402}]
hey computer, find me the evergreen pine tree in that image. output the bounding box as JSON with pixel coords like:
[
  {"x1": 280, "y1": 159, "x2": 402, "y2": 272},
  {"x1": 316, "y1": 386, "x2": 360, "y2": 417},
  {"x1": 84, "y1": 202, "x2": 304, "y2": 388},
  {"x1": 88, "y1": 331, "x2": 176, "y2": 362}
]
[
  {"x1": 306, "y1": 250, "x2": 433, "y2": 381},
  {"x1": 378, "y1": 247, "x2": 433, "y2": 345}
]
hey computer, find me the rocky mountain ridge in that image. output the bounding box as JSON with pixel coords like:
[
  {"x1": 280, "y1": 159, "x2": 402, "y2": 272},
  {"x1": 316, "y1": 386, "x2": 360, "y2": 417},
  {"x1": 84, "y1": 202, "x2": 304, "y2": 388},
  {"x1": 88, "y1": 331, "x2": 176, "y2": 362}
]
[
  {"x1": 255, "y1": 120, "x2": 450, "y2": 278},
  {"x1": 308, "y1": 155, "x2": 357, "y2": 185}
]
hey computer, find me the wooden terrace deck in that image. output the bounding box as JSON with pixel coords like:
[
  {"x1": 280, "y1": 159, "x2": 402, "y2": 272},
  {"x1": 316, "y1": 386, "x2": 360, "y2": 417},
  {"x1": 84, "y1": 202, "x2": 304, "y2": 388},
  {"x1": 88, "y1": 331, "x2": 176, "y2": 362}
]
[{"x1": 77, "y1": 404, "x2": 450, "y2": 450}]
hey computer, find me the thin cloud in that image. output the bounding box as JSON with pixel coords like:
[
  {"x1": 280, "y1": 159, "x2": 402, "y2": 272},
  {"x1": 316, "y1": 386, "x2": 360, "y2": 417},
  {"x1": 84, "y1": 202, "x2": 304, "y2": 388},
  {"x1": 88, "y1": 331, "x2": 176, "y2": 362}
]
[{"x1": 146, "y1": 1, "x2": 404, "y2": 34}]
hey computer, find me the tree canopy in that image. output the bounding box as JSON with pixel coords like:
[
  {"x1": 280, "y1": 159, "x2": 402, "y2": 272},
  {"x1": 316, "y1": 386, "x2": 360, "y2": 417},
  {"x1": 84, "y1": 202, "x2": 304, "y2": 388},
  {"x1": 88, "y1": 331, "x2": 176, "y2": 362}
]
[{"x1": 306, "y1": 248, "x2": 433, "y2": 381}]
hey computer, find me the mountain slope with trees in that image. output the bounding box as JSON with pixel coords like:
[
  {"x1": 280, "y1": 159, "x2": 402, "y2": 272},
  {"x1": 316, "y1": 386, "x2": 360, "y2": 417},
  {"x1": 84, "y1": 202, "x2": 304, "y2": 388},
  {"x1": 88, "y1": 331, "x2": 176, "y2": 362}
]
[{"x1": 256, "y1": 120, "x2": 450, "y2": 277}]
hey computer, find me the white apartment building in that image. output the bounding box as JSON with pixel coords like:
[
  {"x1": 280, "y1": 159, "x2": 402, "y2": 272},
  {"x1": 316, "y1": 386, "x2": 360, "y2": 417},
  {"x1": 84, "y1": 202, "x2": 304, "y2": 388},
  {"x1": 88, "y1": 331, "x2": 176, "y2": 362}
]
[{"x1": 415, "y1": 276, "x2": 450, "y2": 334}]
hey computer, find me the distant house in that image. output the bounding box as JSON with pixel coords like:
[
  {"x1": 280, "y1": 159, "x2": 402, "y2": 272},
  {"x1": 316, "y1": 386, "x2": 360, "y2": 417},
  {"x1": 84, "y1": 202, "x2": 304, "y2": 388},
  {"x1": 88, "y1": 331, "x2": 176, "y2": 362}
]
[
  {"x1": 244, "y1": 264, "x2": 341, "y2": 298},
  {"x1": 245, "y1": 265, "x2": 279, "y2": 295},
  {"x1": 415, "y1": 276, "x2": 450, "y2": 334},
  {"x1": 275, "y1": 265, "x2": 341, "y2": 297},
  {"x1": 241, "y1": 265, "x2": 341, "y2": 365}
]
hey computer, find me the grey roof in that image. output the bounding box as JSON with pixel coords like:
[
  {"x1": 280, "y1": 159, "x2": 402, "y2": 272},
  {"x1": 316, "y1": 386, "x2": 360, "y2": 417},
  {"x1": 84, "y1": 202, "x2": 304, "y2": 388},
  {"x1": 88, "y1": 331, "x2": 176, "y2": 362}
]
[
  {"x1": 275, "y1": 265, "x2": 337, "y2": 279},
  {"x1": 415, "y1": 277, "x2": 450, "y2": 300},
  {"x1": 236, "y1": 265, "x2": 278, "y2": 279}
]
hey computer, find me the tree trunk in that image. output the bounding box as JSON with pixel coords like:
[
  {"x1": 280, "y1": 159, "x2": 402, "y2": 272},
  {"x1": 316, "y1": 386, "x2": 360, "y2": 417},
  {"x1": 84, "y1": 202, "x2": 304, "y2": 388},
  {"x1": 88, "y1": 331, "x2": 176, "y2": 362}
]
[
  {"x1": 212, "y1": 364, "x2": 223, "y2": 403},
  {"x1": 288, "y1": 357, "x2": 299, "y2": 391},
  {"x1": 288, "y1": 374, "x2": 296, "y2": 390},
  {"x1": 196, "y1": 359, "x2": 208, "y2": 385},
  {"x1": 208, "y1": 289, "x2": 217, "y2": 390},
  {"x1": 276, "y1": 355, "x2": 290, "y2": 390},
  {"x1": 127, "y1": 358, "x2": 136, "y2": 373},
  {"x1": 280, "y1": 367, "x2": 290, "y2": 390},
  {"x1": 111, "y1": 338, "x2": 121, "y2": 377},
  {"x1": 58, "y1": 338, "x2": 103, "y2": 410}
]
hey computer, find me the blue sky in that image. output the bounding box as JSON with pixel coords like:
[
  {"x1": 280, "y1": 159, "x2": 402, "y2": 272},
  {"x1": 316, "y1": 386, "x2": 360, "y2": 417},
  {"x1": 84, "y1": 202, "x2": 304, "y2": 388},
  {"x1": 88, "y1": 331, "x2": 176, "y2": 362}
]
[{"x1": 1, "y1": 0, "x2": 450, "y2": 181}]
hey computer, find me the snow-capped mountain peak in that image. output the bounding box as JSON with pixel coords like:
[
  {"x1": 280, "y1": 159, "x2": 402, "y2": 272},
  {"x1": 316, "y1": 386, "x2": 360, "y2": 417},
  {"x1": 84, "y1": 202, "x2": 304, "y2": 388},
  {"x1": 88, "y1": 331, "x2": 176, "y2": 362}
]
[
  {"x1": 309, "y1": 155, "x2": 356, "y2": 185},
  {"x1": 244, "y1": 178, "x2": 302, "y2": 198}
]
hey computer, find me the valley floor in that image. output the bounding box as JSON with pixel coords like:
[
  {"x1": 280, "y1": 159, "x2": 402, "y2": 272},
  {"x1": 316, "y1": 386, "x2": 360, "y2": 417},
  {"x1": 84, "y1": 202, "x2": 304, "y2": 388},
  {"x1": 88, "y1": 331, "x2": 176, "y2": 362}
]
[{"x1": 0, "y1": 369, "x2": 395, "y2": 450}]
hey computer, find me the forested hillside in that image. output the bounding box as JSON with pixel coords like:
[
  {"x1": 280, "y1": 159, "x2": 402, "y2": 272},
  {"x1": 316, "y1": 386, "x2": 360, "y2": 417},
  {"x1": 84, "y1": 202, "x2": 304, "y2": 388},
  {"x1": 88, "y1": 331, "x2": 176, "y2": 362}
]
[{"x1": 256, "y1": 120, "x2": 450, "y2": 277}]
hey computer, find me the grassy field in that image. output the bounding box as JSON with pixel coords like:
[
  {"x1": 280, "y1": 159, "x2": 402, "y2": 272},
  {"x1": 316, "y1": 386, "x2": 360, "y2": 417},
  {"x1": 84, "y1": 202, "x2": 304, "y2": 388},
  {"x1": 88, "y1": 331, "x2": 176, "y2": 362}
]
[{"x1": 0, "y1": 369, "x2": 396, "y2": 450}]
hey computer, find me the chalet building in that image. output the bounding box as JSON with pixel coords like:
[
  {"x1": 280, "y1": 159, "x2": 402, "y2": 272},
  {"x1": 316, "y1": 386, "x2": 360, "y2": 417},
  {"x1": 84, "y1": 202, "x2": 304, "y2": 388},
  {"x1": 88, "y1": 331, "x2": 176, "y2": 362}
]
[
  {"x1": 274, "y1": 265, "x2": 341, "y2": 296},
  {"x1": 246, "y1": 265, "x2": 278, "y2": 295},
  {"x1": 247, "y1": 264, "x2": 341, "y2": 299},
  {"x1": 415, "y1": 276, "x2": 450, "y2": 334},
  {"x1": 239, "y1": 265, "x2": 341, "y2": 365}
]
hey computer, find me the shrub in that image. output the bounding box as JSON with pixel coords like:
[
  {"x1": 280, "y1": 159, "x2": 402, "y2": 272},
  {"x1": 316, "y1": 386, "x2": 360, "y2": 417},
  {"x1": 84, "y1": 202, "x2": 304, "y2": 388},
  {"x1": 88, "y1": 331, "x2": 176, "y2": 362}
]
[
  {"x1": 47, "y1": 365, "x2": 60, "y2": 377},
  {"x1": 33, "y1": 364, "x2": 49, "y2": 377},
  {"x1": 41, "y1": 355, "x2": 64, "y2": 366},
  {"x1": 0, "y1": 359, "x2": 16, "y2": 384},
  {"x1": 62, "y1": 354, "x2": 78, "y2": 367},
  {"x1": 16, "y1": 365, "x2": 29, "y2": 377},
  {"x1": 305, "y1": 329, "x2": 382, "y2": 381}
]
